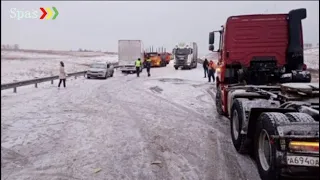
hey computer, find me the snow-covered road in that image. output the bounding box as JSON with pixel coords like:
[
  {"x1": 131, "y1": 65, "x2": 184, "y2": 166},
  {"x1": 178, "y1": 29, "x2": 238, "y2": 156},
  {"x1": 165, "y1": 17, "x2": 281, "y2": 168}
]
[{"x1": 1, "y1": 62, "x2": 260, "y2": 180}]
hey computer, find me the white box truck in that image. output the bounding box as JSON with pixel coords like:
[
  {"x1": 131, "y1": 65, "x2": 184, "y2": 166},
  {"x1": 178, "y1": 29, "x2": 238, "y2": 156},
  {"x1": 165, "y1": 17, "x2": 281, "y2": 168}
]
[
  {"x1": 118, "y1": 40, "x2": 144, "y2": 73},
  {"x1": 173, "y1": 42, "x2": 198, "y2": 70}
]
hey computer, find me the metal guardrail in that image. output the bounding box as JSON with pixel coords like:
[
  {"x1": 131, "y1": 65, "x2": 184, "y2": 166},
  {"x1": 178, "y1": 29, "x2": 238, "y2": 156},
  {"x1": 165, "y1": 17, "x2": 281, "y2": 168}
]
[
  {"x1": 1, "y1": 71, "x2": 87, "y2": 93},
  {"x1": 1, "y1": 62, "x2": 120, "y2": 93}
]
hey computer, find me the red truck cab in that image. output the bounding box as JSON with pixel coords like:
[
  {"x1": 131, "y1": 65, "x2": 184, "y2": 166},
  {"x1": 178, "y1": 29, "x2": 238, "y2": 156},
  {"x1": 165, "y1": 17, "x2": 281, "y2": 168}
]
[
  {"x1": 209, "y1": 9, "x2": 309, "y2": 116},
  {"x1": 210, "y1": 9, "x2": 307, "y2": 86}
]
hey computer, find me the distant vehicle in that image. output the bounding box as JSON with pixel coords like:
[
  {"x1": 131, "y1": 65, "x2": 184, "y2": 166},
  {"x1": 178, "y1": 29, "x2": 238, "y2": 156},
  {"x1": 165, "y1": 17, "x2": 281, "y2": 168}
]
[
  {"x1": 173, "y1": 42, "x2": 198, "y2": 70},
  {"x1": 118, "y1": 40, "x2": 144, "y2": 73},
  {"x1": 144, "y1": 52, "x2": 167, "y2": 67},
  {"x1": 86, "y1": 63, "x2": 114, "y2": 79}
]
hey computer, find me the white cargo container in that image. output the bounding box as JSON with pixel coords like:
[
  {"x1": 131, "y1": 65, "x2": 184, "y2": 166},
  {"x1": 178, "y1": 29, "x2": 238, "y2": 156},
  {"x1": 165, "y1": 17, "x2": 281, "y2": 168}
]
[
  {"x1": 118, "y1": 40, "x2": 144, "y2": 73},
  {"x1": 173, "y1": 42, "x2": 198, "y2": 70}
]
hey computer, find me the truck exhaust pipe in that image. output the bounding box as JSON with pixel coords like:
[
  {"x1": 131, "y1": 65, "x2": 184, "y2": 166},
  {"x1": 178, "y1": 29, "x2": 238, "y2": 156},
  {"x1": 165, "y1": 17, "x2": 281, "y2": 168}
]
[{"x1": 286, "y1": 8, "x2": 307, "y2": 71}]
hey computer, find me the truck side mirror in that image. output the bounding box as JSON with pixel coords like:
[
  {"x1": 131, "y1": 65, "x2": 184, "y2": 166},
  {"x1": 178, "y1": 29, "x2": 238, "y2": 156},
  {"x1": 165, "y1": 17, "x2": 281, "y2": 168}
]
[
  {"x1": 209, "y1": 44, "x2": 214, "y2": 51},
  {"x1": 209, "y1": 32, "x2": 215, "y2": 44}
]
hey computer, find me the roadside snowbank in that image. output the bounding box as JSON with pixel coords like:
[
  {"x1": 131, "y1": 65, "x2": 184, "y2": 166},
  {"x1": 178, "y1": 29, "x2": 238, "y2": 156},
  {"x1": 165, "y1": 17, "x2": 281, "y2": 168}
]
[
  {"x1": 304, "y1": 48, "x2": 319, "y2": 70},
  {"x1": 1, "y1": 50, "x2": 118, "y2": 84}
]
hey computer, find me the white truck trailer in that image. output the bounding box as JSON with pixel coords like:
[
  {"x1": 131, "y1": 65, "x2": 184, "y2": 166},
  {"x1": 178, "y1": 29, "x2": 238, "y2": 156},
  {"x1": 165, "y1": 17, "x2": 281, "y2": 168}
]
[
  {"x1": 118, "y1": 40, "x2": 144, "y2": 73},
  {"x1": 173, "y1": 42, "x2": 198, "y2": 70}
]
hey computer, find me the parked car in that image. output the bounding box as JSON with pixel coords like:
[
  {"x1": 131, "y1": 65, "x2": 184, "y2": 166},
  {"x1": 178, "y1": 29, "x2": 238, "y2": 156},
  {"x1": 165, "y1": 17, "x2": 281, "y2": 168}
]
[{"x1": 86, "y1": 63, "x2": 114, "y2": 79}]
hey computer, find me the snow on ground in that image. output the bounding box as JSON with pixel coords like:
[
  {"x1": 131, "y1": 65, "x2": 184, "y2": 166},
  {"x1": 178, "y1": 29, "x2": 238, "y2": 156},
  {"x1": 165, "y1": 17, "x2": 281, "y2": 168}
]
[
  {"x1": 1, "y1": 62, "x2": 260, "y2": 180},
  {"x1": 1, "y1": 50, "x2": 118, "y2": 84}
]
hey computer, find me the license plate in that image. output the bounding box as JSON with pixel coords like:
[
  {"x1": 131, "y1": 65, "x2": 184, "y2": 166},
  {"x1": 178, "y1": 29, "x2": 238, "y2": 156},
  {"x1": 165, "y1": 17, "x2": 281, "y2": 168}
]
[{"x1": 287, "y1": 155, "x2": 319, "y2": 167}]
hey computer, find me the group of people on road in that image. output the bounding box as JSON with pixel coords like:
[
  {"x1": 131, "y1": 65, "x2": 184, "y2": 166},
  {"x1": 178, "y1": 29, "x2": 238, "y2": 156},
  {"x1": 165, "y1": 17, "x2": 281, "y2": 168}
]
[
  {"x1": 135, "y1": 57, "x2": 217, "y2": 82},
  {"x1": 59, "y1": 58, "x2": 217, "y2": 86},
  {"x1": 135, "y1": 58, "x2": 152, "y2": 77},
  {"x1": 203, "y1": 58, "x2": 217, "y2": 83}
]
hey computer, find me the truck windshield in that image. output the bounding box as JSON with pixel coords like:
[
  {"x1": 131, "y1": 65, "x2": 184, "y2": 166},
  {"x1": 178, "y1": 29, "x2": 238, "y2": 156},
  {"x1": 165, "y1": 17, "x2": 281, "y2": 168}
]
[
  {"x1": 176, "y1": 48, "x2": 190, "y2": 55},
  {"x1": 90, "y1": 64, "x2": 106, "y2": 69}
]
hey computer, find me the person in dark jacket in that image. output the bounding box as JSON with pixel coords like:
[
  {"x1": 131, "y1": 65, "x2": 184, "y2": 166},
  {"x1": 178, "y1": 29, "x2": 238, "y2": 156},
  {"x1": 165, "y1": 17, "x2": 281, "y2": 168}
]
[
  {"x1": 145, "y1": 57, "x2": 152, "y2": 77},
  {"x1": 203, "y1": 59, "x2": 209, "y2": 78}
]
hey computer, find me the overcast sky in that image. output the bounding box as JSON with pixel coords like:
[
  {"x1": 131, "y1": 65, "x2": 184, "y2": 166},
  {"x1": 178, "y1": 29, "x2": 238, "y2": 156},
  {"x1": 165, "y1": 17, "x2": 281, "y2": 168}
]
[{"x1": 1, "y1": 1, "x2": 319, "y2": 55}]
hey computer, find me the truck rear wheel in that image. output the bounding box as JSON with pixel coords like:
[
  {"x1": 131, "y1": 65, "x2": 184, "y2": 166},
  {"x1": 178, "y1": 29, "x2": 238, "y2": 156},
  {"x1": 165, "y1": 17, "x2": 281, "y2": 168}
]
[
  {"x1": 215, "y1": 86, "x2": 225, "y2": 116},
  {"x1": 285, "y1": 112, "x2": 315, "y2": 123},
  {"x1": 254, "y1": 112, "x2": 290, "y2": 180},
  {"x1": 230, "y1": 99, "x2": 248, "y2": 154}
]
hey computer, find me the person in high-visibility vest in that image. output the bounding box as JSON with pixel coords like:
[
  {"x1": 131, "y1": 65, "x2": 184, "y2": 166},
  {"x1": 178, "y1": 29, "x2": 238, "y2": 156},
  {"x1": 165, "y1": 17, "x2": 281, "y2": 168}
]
[
  {"x1": 208, "y1": 60, "x2": 216, "y2": 83},
  {"x1": 145, "y1": 57, "x2": 152, "y2": 77},
  {"x1": 135, "y1": 58, "x2": 142, "y2": 77}
]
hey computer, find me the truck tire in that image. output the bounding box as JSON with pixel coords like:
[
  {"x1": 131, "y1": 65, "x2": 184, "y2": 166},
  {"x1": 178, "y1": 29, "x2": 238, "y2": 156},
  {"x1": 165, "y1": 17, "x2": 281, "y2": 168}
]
[
  {"x1": 110, "y1": 72, "x2": 114, "y2": 77},
  {"x1": 285, "y1": 112, "x2": 315, "y2": 123},
  {"x1": 215, "y1": 86, "x2": 225, "y2": 116},
  {"x1": 174, "y1": 66, "x2": 178, "y2": 70},
  {"x1": 254, "y1": 112, "x2": 290, "y2": 180},
  {"x1": 230, "y1": 99, "x2": 248, "y2": 154}
]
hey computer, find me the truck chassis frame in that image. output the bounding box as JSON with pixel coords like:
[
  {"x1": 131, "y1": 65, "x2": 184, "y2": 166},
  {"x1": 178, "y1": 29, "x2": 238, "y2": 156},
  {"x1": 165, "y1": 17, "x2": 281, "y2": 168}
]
[{"x1": 217, "y1": 83, "x2": 319, "y2": 180}]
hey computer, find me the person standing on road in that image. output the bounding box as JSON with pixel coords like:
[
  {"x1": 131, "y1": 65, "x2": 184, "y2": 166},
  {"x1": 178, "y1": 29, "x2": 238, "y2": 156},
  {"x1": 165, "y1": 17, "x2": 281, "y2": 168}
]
[
  {"x1": 203, "y1": 58, "x2": 209, "y2": 78},
  {"x1": 135, "y1": 58, "x2": 142, "y2": 77},
  {"x1": 145, "y1": 57, "x2": 152, "y2": 77},
  {"x1": 208, "y1": 60, "x2": 216, "y2": 83},
  {"x1": 58, "y1": 61, "x2": 67, "y2": 88}
]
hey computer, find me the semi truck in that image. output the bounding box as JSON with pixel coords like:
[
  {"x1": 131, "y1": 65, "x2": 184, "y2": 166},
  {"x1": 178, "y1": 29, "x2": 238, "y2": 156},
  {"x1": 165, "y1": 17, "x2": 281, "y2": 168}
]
[
  {"x1": 173, "y1": 42, "x2": 198, "y2": 70},
  {"x1": 144, "y1": 52, "x2": 167, "y2": 67},
  {"x1": 209, "y1": 8, "x2": 319, "y2": 180},
  {"x1": 118, "y1": 40, "x2": 144, "y2": 73}
]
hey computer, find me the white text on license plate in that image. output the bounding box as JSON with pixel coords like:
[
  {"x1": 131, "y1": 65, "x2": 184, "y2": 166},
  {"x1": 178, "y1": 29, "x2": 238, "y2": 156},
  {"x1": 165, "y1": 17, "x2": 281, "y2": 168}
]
[{"x1": 287, "y1": 156, "x2": 319, "y2": 167}]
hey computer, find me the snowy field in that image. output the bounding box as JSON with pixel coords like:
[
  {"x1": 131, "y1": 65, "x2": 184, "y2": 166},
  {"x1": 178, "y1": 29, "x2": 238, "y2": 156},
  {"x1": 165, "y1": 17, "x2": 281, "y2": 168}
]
[
  {"x1": 304, "y1": 47, "x2": 319, "y2": 70},
  {"x1": 2, "y1": 48, "x2": 318, "y2": 84},
  {"x1": 1, "y1": 62, "x2": 261, "y2": 180},
  {"x1": 1, "y1": 49, "x2": 118, "y2": 84}
]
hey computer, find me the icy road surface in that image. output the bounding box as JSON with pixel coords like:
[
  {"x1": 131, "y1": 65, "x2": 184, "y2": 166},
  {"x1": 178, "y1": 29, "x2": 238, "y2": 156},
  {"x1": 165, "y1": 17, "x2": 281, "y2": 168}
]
[{"x1": 1, "y1": 62, "x2": 260, "y2": 180}]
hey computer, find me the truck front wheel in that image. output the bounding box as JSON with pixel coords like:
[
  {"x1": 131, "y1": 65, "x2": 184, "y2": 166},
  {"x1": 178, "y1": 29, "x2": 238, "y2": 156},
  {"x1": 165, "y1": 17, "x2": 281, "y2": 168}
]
[
  {"x1": 230, "y1": 99, "x2": 247, "y2": 154},
  {"x1": 254, "y1": 112, "x2": 290, "y2": 180},
  {"x1": 215, "y1": 86, "x2": 225, "y2": 116},
  {"x1": 174, "y1": 66, "x2": 178, "y2": 70}
]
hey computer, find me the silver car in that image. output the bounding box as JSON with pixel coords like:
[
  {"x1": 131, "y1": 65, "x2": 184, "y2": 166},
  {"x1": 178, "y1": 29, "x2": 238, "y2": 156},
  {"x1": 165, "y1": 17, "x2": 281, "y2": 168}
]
[{"x1": 86, "y1": 63, "x2": 114, "y2": 79}]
